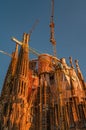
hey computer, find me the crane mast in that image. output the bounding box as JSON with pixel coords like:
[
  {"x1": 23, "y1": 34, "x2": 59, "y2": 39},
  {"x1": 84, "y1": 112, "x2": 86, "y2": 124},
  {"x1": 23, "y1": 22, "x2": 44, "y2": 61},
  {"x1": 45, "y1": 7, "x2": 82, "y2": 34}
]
[{"x1": 50, "y1": 0, "x2": 56, "y2": 57}]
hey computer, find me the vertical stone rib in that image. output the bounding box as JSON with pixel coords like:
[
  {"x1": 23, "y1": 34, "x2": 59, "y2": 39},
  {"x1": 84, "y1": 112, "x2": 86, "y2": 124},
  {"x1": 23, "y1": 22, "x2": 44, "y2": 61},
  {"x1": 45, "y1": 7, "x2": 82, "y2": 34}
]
[{"x1": 1, "y1": 44, "x2": 18, "y2": 98}]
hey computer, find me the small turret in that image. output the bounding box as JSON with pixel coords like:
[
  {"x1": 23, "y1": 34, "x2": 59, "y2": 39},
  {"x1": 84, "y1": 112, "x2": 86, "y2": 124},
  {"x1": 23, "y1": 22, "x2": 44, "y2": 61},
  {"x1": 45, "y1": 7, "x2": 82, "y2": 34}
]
[{"x1": 69, "y1": 57, "x2": 74, "y2": 69}]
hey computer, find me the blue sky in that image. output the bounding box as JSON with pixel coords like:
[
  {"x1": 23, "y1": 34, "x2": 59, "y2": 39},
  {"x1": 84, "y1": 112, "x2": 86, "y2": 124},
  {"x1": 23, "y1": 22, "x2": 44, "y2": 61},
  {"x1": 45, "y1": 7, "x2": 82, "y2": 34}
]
[{"x1": 0, "y1": 0, "x2": 86, "y2": 92}]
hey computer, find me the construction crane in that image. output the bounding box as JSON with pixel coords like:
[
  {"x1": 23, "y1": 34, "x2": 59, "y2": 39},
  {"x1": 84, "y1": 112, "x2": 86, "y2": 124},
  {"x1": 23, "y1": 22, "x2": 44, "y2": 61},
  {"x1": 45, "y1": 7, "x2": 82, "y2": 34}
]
[
  {"x1": 11, "y1": 37, "x2": 40, "y2": 56},
  {"x1": 0, "y1": 38, "x2": 40, "y2": 58},
  {"x1": 0, "y1": 50, "x2": 12, "y2": 57},
  {"x1": 50, "y1": 0, "x2": 56, "y2": 57},
  {"x1": 0, "y1": 46, "x2": 40, "y2": 58},
  {"x1": 0, "y1": 20, "x2": 40, "y2": 57},
  {"x1": 11, "y1": 20, "x2": 40, "y2": 56},
  {"x1": 29, "y1": 19, "x2": 39, "y2": 36}
]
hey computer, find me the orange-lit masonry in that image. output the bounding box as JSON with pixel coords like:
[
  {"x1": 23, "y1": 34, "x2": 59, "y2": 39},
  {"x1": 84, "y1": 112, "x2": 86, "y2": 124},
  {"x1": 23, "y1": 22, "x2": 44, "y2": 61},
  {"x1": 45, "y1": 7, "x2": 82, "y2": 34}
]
[{"x1": 0, "y1": 33, "x2": 86, "y2": 130}]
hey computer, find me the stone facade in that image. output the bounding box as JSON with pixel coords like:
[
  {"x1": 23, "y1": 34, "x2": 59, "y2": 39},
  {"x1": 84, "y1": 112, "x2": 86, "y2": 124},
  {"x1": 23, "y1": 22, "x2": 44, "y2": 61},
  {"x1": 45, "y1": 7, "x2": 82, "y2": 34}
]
[{"x1": 0, "y1": 33, "x2": 86, "y2": 130}]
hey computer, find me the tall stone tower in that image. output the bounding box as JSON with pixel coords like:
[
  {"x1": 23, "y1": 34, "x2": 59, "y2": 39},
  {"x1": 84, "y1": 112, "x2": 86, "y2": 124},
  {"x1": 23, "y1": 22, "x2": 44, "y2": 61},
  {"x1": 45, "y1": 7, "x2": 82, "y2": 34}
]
[
  {"x1": 0, "y1": 43, "x2": 18, "y2": 129},
  {"x1": 0, "y1": 33, "x2": 30, "y2": 130}
]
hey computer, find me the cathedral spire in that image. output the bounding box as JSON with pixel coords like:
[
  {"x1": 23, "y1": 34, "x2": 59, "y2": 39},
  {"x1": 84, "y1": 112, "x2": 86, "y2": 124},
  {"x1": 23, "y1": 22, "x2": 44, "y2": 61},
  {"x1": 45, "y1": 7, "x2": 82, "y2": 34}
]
[
  {"x1": 1, "y1": 43, "x2": 18, "y2": 98},
  {"x1": 75, "y1": 60, "x2": 86, "y2": 93},
  {"x1": 7, "y1": 33, "x2": 30, "y2": 130}
]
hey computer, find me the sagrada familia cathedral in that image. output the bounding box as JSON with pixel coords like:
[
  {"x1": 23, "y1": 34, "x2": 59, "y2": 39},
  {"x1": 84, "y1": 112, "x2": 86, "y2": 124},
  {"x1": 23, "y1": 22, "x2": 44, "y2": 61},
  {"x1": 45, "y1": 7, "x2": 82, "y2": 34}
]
[{"x1": 0, "y1": 0, "x2": 86, "y2": 130}]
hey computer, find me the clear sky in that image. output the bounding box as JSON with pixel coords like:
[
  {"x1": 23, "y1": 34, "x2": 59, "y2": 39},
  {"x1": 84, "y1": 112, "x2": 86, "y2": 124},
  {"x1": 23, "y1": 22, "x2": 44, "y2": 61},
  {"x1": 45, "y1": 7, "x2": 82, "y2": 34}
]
[{"x1": 0, "y1": 0, "x2": 86, "y2": 92}]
